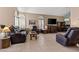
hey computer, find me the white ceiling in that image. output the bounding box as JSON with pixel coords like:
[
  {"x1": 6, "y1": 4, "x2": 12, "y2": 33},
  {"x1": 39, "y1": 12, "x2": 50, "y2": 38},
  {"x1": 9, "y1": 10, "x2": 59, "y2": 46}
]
[{"x1": 17, "y1": 7, "x2": 70, "y2": 16}]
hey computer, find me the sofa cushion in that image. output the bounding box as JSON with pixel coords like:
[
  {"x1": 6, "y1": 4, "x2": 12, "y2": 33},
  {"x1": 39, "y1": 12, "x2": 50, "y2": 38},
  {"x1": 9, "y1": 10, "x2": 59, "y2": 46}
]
[{"x1": 56, "y1": 34, "x2": 67, "y2": 46}]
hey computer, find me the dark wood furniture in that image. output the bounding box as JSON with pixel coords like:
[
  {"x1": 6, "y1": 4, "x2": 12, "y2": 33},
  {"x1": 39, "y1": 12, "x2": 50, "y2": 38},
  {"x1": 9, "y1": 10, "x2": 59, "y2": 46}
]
[
  {"x1": 57, "y1": 22, "x2": 65, "y2": 32},
  {"x1": 47, "y1": 22, "x2": 67, "y2": 33},
  {"x1": 47, "y1": 25, "x2": 57, "y2": 33},
  {"x1": 43, "y1": 30, "x2": 47, "y2": 34},
  {"x1": 30, "y1": 31, "x2": 37, "y2": 40}
]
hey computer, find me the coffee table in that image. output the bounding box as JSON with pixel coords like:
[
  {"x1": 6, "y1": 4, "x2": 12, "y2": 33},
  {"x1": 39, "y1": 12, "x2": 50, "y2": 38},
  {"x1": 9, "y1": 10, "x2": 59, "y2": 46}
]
[{"x1": 29, "y1": 31, "x2": 37, "y2": 40}]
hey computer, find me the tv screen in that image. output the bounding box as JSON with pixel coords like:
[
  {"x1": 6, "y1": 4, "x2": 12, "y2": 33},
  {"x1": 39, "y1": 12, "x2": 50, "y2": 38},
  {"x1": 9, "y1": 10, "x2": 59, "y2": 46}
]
[{"x1": 48, "y1": 19, "x2": 56, "y2": 24}]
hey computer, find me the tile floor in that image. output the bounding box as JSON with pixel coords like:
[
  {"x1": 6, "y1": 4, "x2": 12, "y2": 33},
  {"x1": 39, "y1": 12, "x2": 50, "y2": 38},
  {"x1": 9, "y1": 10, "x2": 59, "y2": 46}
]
[{"x1": 0, "y1": 33, "x2": 79, "y2": 52}]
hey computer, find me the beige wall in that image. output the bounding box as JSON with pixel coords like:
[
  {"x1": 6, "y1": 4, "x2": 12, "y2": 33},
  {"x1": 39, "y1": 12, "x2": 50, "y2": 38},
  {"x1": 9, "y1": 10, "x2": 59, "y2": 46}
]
[
  {"x1": 0, "y1": 7, "x2": 16, "y2": 26},
  {"x1": 70, "y1": 7, "x2": 79, "y2": 27},
  {"x1": 0, "y1": 7, "x2": 64, "y2": 28},
  {"x1": 20, "y1": 13, "x2": 64, "y2": 28}
]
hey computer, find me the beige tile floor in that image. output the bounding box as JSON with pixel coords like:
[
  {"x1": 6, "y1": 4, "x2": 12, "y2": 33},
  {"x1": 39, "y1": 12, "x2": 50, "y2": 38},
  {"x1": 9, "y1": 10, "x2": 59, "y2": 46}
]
[{"x1": 0, "y1": 33, "x2": 79, "y2": 52}]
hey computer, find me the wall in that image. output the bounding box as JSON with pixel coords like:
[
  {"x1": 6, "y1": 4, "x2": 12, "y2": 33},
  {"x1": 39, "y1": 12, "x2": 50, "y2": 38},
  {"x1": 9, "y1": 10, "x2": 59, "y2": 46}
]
[
  {"x1": 70, "y1": 7, "x2": 79, "y2": 27},
  {"x1": 0, "y1": 7, "x2": 16, "y2": 26},
  {"x1": 20, "y1": 12, "x2": 64, "y2": 29}
]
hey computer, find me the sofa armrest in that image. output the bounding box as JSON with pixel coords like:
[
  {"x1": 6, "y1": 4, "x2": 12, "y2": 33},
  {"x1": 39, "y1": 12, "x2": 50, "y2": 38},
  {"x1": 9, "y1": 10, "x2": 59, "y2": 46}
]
[
  {"x1": 56, "y1": 34, "x2": 67, "y2": 41},
  {"x1": 56, "y1": 34, "x2": 67, "y2": 46}
]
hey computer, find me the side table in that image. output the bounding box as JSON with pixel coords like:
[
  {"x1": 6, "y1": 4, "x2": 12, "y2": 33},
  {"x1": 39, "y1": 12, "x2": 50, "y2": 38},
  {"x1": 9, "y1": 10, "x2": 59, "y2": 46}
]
[
  {"x1": 29, "y1": 31, "x2": 37, "y2": 40},
  {"x1": 0, "y1": 37, "x2": 10, "y2": 49}
]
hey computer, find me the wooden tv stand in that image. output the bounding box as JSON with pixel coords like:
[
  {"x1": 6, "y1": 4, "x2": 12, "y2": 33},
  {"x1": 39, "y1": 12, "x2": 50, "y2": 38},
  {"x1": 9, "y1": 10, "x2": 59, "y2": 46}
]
[
  {"x1": 47, "y1": 21, "x2": 66, "y2": 33},
  {"x1": 47, "y1": 25, "x2": 57, "y2": 33}
]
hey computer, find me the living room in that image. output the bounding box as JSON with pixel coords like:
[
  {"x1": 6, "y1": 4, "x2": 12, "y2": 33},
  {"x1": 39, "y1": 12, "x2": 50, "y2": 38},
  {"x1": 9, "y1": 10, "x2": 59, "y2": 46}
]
[{"x1": 0, "y1": 7, "x2": 79, "y2": 52}]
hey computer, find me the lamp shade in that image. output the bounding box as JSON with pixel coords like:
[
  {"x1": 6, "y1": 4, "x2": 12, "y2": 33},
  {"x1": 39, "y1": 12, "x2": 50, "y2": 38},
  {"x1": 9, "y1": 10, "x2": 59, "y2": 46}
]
[
  {"x1": 2, "y1": 27, "x2": 10, "y2": 32},
  {"x1": 45, "y1": 25, "x2": 47, "y2": 29},
  {"x1": 64, "y1": 18, "x2": 69, "y2": 21}
]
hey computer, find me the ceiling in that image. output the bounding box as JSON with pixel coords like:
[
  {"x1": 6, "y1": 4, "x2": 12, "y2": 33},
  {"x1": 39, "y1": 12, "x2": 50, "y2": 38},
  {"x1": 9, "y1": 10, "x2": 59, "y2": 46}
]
[{"x1": 17, "y1": 7, "x2": 70, "y2": 16}]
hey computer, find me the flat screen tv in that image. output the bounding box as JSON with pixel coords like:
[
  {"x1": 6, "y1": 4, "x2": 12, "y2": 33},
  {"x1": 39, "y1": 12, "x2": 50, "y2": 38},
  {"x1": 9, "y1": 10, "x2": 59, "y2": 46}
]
[{"x1": 48, "y1": 19, "x2": 56, "y2": 24}]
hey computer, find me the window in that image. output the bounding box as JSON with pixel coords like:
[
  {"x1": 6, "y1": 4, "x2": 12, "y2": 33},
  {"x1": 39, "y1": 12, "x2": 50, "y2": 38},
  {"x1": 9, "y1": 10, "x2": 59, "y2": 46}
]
[
  {"x1": 38, "y1": 16, "x2": 45, "y2": 30},
  {"x1": 15, "y1": 14, "x2": 26, "y2": 29},
  {"x1": 15, "y1": 16, "x2": 19, "y2": 27}
]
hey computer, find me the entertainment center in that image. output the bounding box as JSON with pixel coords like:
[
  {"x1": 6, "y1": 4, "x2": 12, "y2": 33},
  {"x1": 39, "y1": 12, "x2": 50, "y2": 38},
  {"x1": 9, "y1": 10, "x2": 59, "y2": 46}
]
[
  {"x1": 47, "y1": 18, "x2": 69, "y2": 33},
  {"x1": 47, "y1": 25, "x2": 57, "y2": 33},
  {"x1": 47, "y1": 18, "x2": 57, "y2": 33},
  {"x1": 48, "y1": 18, "x2": 56, "y2": 24}
]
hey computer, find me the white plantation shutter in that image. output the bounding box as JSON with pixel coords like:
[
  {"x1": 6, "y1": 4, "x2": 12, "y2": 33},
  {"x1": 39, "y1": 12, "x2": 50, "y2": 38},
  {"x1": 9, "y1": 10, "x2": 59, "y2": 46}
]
[
  {"x1": 15, "y1": 14, "x2": 26, "y2": 29},
  {"x1": 38, "y1": 16, "x2": 45, "y2": 30},
  {"x1": 15, "y1": 16, "x2": 19, "y2": 26}
]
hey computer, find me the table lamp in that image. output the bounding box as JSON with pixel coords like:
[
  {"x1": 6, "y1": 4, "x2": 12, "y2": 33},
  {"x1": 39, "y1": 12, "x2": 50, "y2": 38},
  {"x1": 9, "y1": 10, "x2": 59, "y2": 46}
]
[
  {"x1": 45, "y1": 25, "x2": 47, "y2": 30},
  {"x1": 2, "y1": 26, "x2": 10, "y2": 37}
]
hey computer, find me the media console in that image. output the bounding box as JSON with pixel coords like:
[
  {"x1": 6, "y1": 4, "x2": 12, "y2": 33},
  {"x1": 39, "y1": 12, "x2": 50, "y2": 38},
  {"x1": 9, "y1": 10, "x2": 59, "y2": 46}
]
[
  {"x1": 47, "y1": 18, "x2": 66, "y2": 33},
  {"x1": 47, "y1": 22, "x2": 69, "y2": 33},
  {"x1": 47, "y1": 25, "x2": 57, "y2": 33}
]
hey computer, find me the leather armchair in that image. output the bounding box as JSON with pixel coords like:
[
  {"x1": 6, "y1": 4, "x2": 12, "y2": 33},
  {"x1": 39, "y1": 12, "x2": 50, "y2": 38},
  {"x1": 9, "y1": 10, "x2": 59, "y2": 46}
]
[
  {"x1": 9, "y1": 25, "x2": 27, "y2": 44},
  {"x1": 10, "y1": 33, "x2": 26, "y2": 44},
  {"x1": 32, "y1": 26, "x2": 39, "y2": 34},
  {"x1": 56, "y1": 27, "x2": 79, "y2": 46}
]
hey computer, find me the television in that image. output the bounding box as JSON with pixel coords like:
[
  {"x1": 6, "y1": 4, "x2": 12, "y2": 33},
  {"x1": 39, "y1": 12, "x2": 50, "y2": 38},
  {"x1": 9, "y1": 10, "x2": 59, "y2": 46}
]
[{"x1": 48, "y1": 19, "x2": 56, "y2": 24}]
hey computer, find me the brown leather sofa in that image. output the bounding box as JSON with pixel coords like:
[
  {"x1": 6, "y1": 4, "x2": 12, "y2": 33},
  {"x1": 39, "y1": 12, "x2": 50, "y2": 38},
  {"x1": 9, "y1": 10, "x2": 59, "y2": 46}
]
[{"x1": 9, "y1": 25, "x2": 27, "y2": 44}]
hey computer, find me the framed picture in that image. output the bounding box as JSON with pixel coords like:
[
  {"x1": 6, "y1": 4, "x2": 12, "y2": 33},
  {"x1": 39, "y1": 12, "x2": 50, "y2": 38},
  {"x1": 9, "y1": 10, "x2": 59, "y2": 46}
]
[{"x1": 29, "y1": 19, "x2": 36, "y2": 25}]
